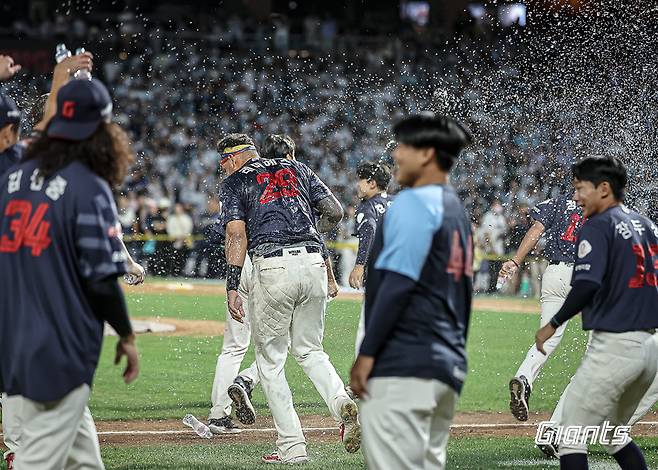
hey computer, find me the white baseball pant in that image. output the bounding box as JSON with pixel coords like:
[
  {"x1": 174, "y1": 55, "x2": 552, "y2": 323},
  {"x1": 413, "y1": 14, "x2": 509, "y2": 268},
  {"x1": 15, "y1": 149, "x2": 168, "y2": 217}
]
[
  {"x1": 14, "y1": 384, "x2": 104, "y2": 470},
  {"x1": 250, "y1": 247, "x2": 353, "y2": 461},
  {"x1": 2, "y1": 393, "x2": 21, "y2": 458},
  {"x1": 361, "y1": 377, "x2": 458, "y2": 470},
  {"x1": 209, "y1": 255, "x2": 260, "y2": 420},
  {"x1": 558, "y1": 331, "x2": 658, "y2": 456},
  {"x1": 515, "y1": 262, "x2": 573, "y2": 387},
  {"x1": 354, "y1": 303, "x2": 365, "y2": 359}
]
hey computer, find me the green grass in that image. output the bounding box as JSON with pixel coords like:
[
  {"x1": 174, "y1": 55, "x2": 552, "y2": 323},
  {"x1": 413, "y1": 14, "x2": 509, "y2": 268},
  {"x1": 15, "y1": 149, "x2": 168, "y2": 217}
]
[
  {"x1": 93, "y1": 291, "x2": 590, "y2": 420},
  {"x1": 99, "y1": 437, "x2": 658, "y2": 469}
]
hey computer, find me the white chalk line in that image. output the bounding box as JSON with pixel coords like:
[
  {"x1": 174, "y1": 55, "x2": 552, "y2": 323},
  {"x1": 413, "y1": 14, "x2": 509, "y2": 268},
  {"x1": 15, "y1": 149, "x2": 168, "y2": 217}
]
[{"x1": 2, "y1": 421, "x2": 658, "y2": 438}]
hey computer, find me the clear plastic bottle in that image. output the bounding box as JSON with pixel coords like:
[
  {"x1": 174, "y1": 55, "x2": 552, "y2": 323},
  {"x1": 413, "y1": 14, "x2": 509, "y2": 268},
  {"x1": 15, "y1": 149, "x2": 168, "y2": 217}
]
[
  {"x1": 73, "y1": 47, "x2": 92, "y2": 80},
  {"x1": 55, "y1": 43, "x2": 71, "y2": 64},
  {"x1": 182, "y1": 414, "x2": 213, "y2": 439}
]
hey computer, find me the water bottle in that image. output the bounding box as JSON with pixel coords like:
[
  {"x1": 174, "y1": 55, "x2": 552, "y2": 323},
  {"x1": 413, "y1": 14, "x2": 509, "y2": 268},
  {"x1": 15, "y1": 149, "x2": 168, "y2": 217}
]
[
  {"x1": 124, "y1": 273, "x2": 138, "y2": 285},
  {"x1": 182, "y1": 414, "x2": 213, "y2": 439},
  {"x1": 73, "y1": 47, "x2": 92, "y2": 80},
  {"x1": 496, "y1": 274, "x2": 508, "y2": 290},
  {"x1": 55, "y1": 43, "x2": 71, "y2": 64}
]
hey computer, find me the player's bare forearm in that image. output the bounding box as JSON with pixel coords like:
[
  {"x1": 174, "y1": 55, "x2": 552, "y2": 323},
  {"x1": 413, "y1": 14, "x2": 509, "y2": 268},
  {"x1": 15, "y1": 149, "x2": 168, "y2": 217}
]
[
  {"x1": 34, "y1": 52, "x2": 94, "y2": 131},
  {"x1": 316, "y1": 195, "x2": 344, "y2": 233},
  {"x1": 225, "y1": 220, "x2": 248, "y2": 268},
  {"x1": 512, "y1": 220, "x2": 545, "y2": 264}
]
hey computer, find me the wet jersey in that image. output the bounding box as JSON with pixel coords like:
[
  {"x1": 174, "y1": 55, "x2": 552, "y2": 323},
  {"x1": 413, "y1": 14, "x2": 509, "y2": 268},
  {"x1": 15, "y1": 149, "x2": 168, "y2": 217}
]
[
  {"x1": 573, "y1": 205, "x2": 658, "y2": 332},
  {"x1": 364, "y1": 185, "x2": 473, "y2": 393},
  {"x1": 531, "y1": 196, "x2": 584, "y2": 264},
  {"x1": 0, "y1": 144, "x2": 23, "y2": 179},
  {"x1": 0, "y1": 160, "x2": 127, "y2": 401},
  {"x1": 353, "y1": 192, "x2": 393, "y2": 265},
  {"x1": 221, "y1": 158, "x2": 332, "y2": 252}
]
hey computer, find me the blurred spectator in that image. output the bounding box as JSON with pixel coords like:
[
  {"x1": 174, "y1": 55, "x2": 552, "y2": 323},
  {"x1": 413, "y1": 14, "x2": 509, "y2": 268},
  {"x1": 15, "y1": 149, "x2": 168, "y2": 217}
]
[{"x1": 166, "y1": 203, "x2": 194, "y2": 276}]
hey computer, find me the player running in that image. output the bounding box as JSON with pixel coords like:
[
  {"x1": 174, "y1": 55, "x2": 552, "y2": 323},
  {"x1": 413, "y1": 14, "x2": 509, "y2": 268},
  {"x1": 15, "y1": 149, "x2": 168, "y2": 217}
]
[
  {"x1": 351, "y1": 112, "x2": 473, "y2": 470},
  {"x1": 500, "y1": 195, "x2": 584, "y2": 422},
  {"x1": 536, "y1": 156, "x2": 658, "y2": 469},
  {"x1": 349, "y1": 161, "x2": 393, "y2": 356},
  {"x1": 221, "y1": 133, "x2": 360, "y2": 464},
  {"x1": 0, "y1": 78, "x2": 139, "y2": 470}
]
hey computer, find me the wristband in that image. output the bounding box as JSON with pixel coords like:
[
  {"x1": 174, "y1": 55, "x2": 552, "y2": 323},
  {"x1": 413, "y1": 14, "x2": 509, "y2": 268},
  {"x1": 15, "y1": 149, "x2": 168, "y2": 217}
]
[
  {"x1": 549, "y1": 316, "x2": 561, "y2": 329},
  {"x1": 226, "y1": 264, "x2": 242, "y2": 291},
  {"x1": 510, "y1": 259, "x2": 520, "y2": 268}
]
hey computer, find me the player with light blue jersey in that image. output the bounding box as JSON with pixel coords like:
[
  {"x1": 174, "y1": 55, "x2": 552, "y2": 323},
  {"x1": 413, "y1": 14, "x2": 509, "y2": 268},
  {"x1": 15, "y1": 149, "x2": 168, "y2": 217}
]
[{"x1": 351, "y1": 112, "x2": 473, "y2": 470}]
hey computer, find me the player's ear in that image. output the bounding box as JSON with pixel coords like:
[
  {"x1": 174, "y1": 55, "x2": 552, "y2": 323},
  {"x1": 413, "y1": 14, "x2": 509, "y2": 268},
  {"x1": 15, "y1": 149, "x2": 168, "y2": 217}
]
[{"x1": 598, "y1": 181, "x2": 612, "y2": 199}]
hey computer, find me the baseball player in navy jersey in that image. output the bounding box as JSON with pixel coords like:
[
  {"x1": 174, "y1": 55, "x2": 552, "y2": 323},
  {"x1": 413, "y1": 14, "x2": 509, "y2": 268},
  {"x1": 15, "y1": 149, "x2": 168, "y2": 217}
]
[
  {"x1": 351, "y1": 112, "x2": 473, "y2": 470},
  {"x1": 220, "y1": 133, "x2": 360, "y2": 464},
  {"x1": 349, "y1": 161, "x2": 393, "y2": 356},
  {"x1": 0, "y1": 78, "x2": 139, "y2": 470},
  {"x1": 499, "y1": 195, "x2": 584, "y2": 424},
  {"x1": 535, "y1": 157, "x2": 658, "y2": 469}
]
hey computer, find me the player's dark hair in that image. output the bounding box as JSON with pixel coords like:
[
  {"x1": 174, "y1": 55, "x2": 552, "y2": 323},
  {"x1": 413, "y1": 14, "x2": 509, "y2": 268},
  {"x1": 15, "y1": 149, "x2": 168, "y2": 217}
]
[
  {"x1": 261, "y1": 134, "x2": 295, "y2": 159},
  {"x1": 217, "y1": 133, "x2": 256, "y2": 153},
  {"x1": 572, "y1": 156, "x2": 627, "y2": 201},
  {"x1": 356, "y1": 161, "x2": 392, "y2": 190},
  {"x1": 393, "y1": 111, "x2": 472, "y2": 171},
  {"x1": 24, "y1": 122, "x2": 134, "y2": 187}
]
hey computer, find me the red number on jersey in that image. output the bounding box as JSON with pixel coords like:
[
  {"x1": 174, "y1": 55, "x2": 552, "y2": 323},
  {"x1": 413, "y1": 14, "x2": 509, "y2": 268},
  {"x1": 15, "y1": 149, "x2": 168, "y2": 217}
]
[
  {"x1": 560, "y1": 213, "x2": 582, "y2": 243},
  {"x1": 446, "y1": 231, "x2": 474, "y2": 281},
  {"x1": 628, "y1": 244, "x2": 658, "y2": 288},
  {"x1": 0, "y1": 200, "x2": 52, "y2": 256},
  {"x1": 256, "y1": 168, "x2": 300, "y2": 204}
]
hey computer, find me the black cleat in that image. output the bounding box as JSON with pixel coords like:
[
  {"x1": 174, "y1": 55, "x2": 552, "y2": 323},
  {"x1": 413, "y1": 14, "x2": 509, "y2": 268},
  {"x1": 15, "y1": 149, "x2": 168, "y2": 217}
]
[
  {"x1": 509, "y1": 376, "x2": 531, "y2": 421},
  {"x1": 228, "y1": 376, "x2": 256, "y2": 425}
]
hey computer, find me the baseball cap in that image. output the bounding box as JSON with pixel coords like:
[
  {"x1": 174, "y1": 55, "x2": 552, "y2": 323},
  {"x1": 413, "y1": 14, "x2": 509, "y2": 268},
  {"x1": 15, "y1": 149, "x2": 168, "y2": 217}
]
[
  {"x1": 47, "y1": 78, "x2": 113, "y2": 141},
  {"x1": 0, "y1": 93, "x2": 21, "y2": 129}
]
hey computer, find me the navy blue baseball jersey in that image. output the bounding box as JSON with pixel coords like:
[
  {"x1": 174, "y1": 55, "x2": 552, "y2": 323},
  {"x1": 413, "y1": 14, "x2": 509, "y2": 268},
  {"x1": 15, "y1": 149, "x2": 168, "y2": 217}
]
[
  {"x1": 573, "y1": 205, "x2": 658, "y2": 332},
  {"x1": 363, "y1": 185, "x2": 473, "y2": 392},
  {"x1": 0, "y1": 159, "x2": 127, "y2": 401},
  {"x1": 531, "y1": 196, "x2": 584, "y2": 263},
  {"x1": 0, "y1": 144, "x2": 23, "y2": 179},
  {"x1": 353, "y1": 192, "x2": 393, "y2": 265},
  {"x1": 221, "y1": 158, "x2": 332, "y2": 252}
]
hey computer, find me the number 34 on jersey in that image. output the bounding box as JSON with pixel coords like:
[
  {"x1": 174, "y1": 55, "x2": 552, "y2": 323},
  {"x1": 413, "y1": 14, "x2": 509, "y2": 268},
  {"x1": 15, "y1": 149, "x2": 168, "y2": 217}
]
[{"x1": 0, "y1": 169, "x2": 67, "y2": 256}]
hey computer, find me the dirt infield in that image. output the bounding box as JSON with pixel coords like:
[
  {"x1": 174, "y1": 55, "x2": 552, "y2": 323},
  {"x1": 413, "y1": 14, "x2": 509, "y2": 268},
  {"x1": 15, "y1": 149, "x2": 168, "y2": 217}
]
[
  {"x1": 131, "y1": 317, "x2": 226, "y2": 336},
  {"x1": 126, "y1": 281, "x2": 540, "y2": 315},
  {"x1": 93, "y1": 411, "x2": 658, "y2": 446}
]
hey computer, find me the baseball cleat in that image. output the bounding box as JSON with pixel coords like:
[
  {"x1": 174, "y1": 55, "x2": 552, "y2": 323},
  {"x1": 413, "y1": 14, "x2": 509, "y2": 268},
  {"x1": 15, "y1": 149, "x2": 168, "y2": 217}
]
[
  {"x1": 261, "y1": 451, "x2": 309, "y2": 464},
  {"x1": 4, "y1": 452, "x2": 14, "y2": 470},
  {"x1": 339, "y1": 401, "x2": 361, "y2": 453},
  {"x1": 536, "y1": 426, "x2": 559, "y2": 459},
  {"x1": 228, "y1": 376, "x2": 256, "y2": 425},
  {"x1": 208, "y1": 416, "x2": 241, "y2": 434},
  {"x1": 509, "y1": 376, "x2": 531, "y2": 421}
]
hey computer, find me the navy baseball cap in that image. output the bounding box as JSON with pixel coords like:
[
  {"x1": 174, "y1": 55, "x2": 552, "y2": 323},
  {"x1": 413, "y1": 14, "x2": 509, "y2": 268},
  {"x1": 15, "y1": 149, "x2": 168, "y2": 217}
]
[
  {"x1": 47, "y1": 78, "x2": 113, "y2": 141},
  {"x1": 0, "y1": 93, "x2": 21, "y2": 129}
]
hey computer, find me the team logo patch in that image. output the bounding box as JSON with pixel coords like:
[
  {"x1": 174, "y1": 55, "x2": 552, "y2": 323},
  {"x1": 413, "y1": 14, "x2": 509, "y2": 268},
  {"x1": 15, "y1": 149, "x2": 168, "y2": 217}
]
[{"x1": 578, "y1": 240, "x2": 592, "y2": 258}]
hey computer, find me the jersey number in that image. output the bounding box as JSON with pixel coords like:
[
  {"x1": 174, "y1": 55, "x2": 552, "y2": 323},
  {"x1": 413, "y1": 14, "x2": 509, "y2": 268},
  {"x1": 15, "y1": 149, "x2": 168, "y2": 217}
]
[
  {"x1": 446, "y1": 231, "x2": 474, "y2": 281},
  {"x1": 0, "y1": 200, "x2": 52, "y2": 256},
  {"x1": 628, "y1": 244, "x2": 658, "y2": 288},
  {"x1": 560, "y1": 214, "x2": 582, "y2": 243},
  {"x1": 256, "y1": 169, "x2": 300, "y2": 204}
]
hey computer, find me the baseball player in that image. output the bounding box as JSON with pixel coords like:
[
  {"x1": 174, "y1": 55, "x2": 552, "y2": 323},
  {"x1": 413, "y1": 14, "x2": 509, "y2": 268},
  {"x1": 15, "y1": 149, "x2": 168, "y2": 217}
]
[
  {"x1": 535, "y1": 156, "x2": 658, "y2": 469},
  {"x1": 351, "y1": 112, "x2": 473, "y2": 470},
  {"x1": 0, "y1": 78, "x2": 139, "y2": 469},
  {"x1": 220, "y1": 133, "x2": 360, "y2": 463},
  {"x1": 349, "y1": 161, "x2": 393, "y2": 356},
  {"x1": 500, "y1": 195, "x2": 584, "y2": 423}
]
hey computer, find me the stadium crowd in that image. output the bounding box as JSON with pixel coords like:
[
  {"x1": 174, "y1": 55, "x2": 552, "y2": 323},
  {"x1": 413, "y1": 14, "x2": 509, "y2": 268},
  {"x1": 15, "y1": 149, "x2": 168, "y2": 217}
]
[{"x1": 2, "y1": 11, "x2": 587, "y2": 294}]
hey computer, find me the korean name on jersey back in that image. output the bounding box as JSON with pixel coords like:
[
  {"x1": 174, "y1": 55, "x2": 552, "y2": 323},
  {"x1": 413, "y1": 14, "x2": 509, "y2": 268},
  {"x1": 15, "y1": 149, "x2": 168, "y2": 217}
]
[
  {"x1": 572, "y1": 205, "x2": 658, "y2": 332},
  {"x1": 221, "y1": 158, "x2": 332, "y2": 251},
  {"x1": 530, "y1": 196, "x2": 584, "y2": 263}
]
